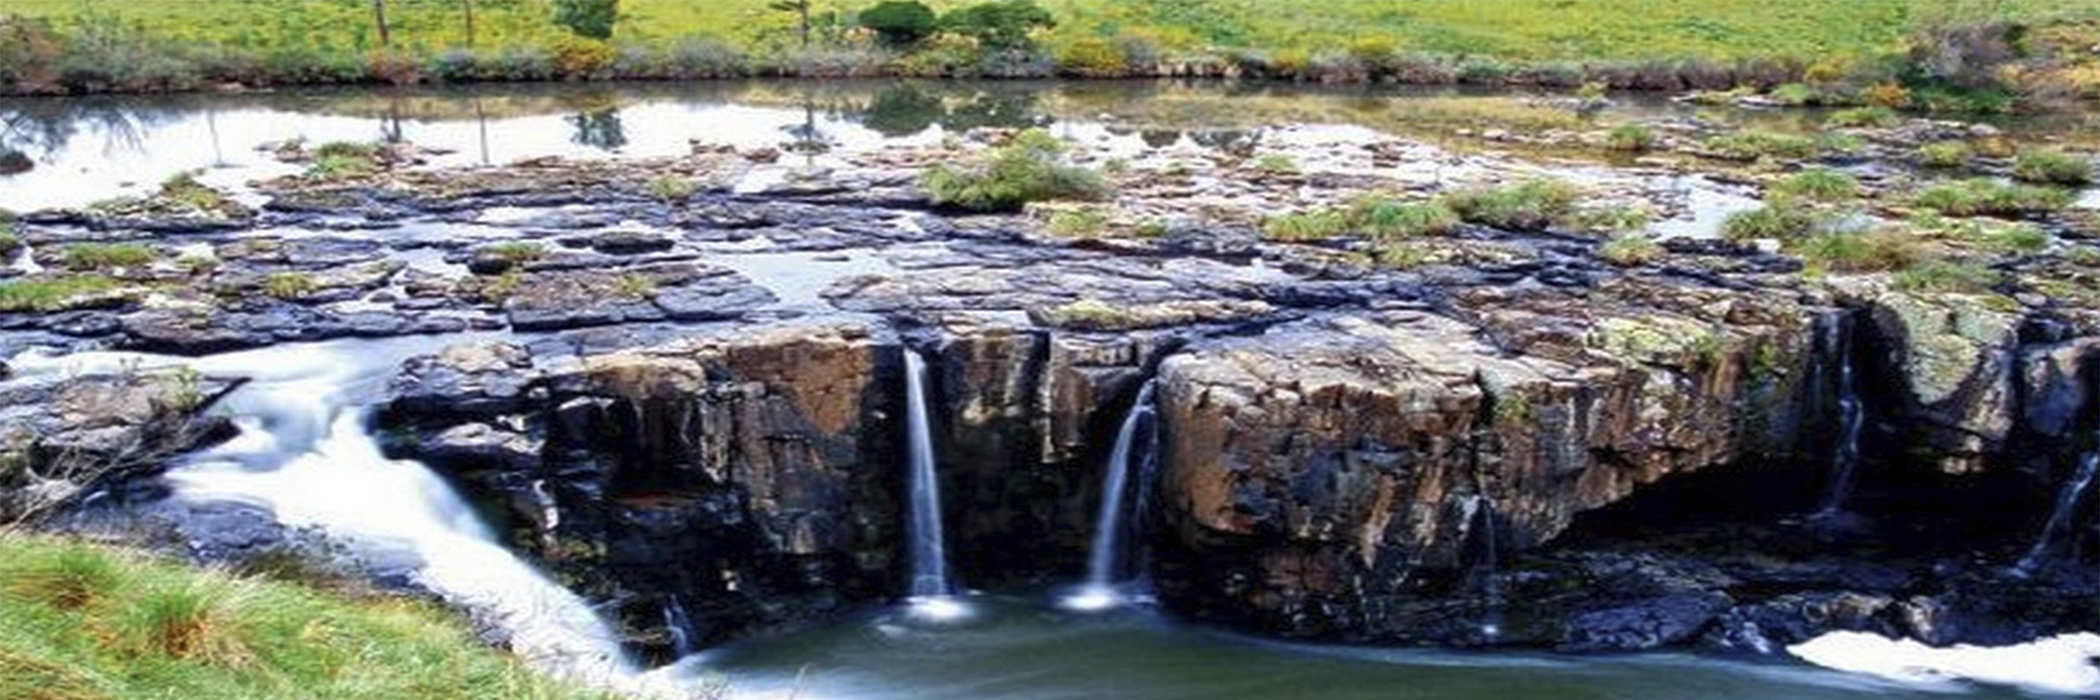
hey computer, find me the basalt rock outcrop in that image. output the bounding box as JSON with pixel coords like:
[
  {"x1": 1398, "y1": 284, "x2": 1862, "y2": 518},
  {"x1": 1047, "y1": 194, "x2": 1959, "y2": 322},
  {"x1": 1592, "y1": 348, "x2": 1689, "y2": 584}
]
[{"x1": 0, "y1": 367, "x2": 237, "y2": 521}]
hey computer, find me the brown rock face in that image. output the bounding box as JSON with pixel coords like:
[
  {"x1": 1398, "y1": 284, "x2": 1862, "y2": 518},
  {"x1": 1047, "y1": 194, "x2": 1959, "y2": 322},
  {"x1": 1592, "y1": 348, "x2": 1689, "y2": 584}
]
[
  {"x1": 0, "y1": 370, "x2": 234, "y2": 521},
  {"x1": 1153, "y1": 297, "x2": 1816, "y2": 638}
]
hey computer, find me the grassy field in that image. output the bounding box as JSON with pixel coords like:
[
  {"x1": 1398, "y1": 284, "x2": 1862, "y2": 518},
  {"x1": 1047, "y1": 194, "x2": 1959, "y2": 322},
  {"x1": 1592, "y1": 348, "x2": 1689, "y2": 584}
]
[
  {"x1": 0, "y1": 532, "x2": 617, "y2": 700},
  {"x1": 11, "y1": 0, "x2": 2100, "y2": 61}
]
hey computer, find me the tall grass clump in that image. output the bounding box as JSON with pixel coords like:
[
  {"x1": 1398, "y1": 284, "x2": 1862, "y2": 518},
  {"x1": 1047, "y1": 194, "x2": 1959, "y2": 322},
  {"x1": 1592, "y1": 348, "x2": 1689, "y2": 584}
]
[
  {"x1": 923, "y1": 129, "x2": 1106, "y2": 212},
  {"x1": 2011, "y1": 148, "x2": 2094, "y2": 186},
  {"x1": 1769, "y1": 168, "x2": 1860, "y2": 203},
  {"x1": 0, "y1": 533, "x2": 620, "y2": 700},
  {"x1": 1444, "y1": 179, "x2": 1581, "y2": 232},
  {"x1": 1911, "y1": 179, "x2": 2076, "y2": 217}
]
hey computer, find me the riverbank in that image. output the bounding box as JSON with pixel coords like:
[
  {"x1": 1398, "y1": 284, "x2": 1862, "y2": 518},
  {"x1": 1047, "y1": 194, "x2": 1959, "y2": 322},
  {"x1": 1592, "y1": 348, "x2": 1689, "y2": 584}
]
[{"x1": 3, "y1": 0, "x2": 2098, "y2": 112}]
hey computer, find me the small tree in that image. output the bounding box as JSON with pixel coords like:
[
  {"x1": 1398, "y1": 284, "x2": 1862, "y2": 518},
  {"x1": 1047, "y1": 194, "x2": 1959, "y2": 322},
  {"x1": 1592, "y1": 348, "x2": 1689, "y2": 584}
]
[
  {"x1": 860, "y1": 1, "x2": 938, "y2": 47},
  {"x1": 553, "y1": 0, "x2": 620, "y2": 40},
  {"x1": 941, "y1": 0, "x2": 1054, "y2": 53},
  {"x1": 768, "y1": 0, "x2": 812, "y2": 48}
]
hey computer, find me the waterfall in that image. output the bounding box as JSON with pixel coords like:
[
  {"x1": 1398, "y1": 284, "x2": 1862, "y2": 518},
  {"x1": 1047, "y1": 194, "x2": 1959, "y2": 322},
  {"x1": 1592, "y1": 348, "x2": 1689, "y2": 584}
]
[
  {"x1": 2015, "y1": 446, "x2": 2100, "y2": 576},
  {"x1": 1066, "y1": 380, "x2": 1159, "y2": 611},
  {"x1": 1470, "y1": 495, "x2": 1504, "y2": 640},
  {"x1": 903, "y1": 350, "x2": 956, "y2": 610},
  {"x1": 663, "y1": 596, "x2": 698, "y2": 659},
  {"x1": 11, "y1": 341, "x2": 640, "y2": 687},
  {"x1": 1814, "y1": 313, "x2": 1865, "y2": 517}
]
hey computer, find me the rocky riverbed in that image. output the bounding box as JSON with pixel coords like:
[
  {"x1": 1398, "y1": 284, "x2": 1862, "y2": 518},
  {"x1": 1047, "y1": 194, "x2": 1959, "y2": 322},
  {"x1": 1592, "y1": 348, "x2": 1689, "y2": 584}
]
[{"x1": 3, "y1": 103, "x2": 2097, "y2": 663}]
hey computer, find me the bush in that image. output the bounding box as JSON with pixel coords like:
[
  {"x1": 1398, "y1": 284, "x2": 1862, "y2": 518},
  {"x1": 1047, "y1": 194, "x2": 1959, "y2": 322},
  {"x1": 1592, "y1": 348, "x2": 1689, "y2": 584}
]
[
  {"x1": 1722, "y1": 206, "x2": 1823, "y2": 241},
  {"x1": 922, "y1": 129, "x2": 1106, "y2": 211},
  {"x1": 1599, "y1": 233, "x2": 1665, "y2": 267},
  {"x1": 1791, "y1": 230, "x2": 1920, "y2": 273},
  {"x1": 553, "y1": 0, "x2": 621, "y2": 40},
  {"x1": 1262, "y1": 209, "x2": 1350, "y2": 241},
  {"x1": 551, "y1": 38, "x2": 615, "y2": 78},
  {"x1": 1605, "y1": 124, "x2": 1656, "y2": 153},
  {"x1": 1918, "y1": 141, "x2": 1974, "y2": 169},
  {"x1": 1352, "y1": 199, "x2": 1459, "y2": 239},
  {"x1": 1862, "y1": 82, "x2": 1913, "y2": 108},
  {"x1": 1444, "y1": 179, "x2": 1581, "y2": 232},
  {"x1": 1893, "y1": 259, "x2": 1998, "y2": 294},
  {"x1": 1703, "y1": 130, "x2": 1819, "y2": 161},
  {"x1": 861, "y1": 1, "x2": 939, "y2": 47},
  {"x1": 665, "y1": 37, "x2": 747, "y2": 78},
  {"x1": 942, "y1": 0, "x2": 1056, "y2": 52},
  {"x1": 60, "y1": 243, "x2": 156, "y2": 271},
  {"x1": 1912, "y1": 179, "x2": 2075, "y2": 217},
  {"x1": 1770, "y1": 168, "x2": 1860, "y2": 203},
  {"x1": 2012, "y1": 148, "x2": 2095, "y2": 186},
  {"x1": 1826, "y1": 107, "x2": 1899, "y2": 128},
  {"x1": 1054, "y1": 37, "x2": 1129, "y2": 77}
]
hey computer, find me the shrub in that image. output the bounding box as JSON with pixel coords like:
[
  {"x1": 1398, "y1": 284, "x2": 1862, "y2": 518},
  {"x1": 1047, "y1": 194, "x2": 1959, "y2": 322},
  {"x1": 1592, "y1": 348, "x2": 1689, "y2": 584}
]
[
  {"x1": 1352, "y1": 199, "x2": 1459, "y2": 239},
  {"x1": 1893, "y1": 259, "x2": 1998, "y2": 294},
  {"x1": 0, "y1": 275, "x2": 122, "y2": 311},
  {"x1": 363, "y1": 50, "x2": 421, "y2": 85},
  {"x1": 1055, "y1": 37, "x2": 1129, "y2": 77},
  {"x1": 1599, "y1": 234, "x2": 1665, "y2": 267},
  {"x1": 1769, "y1": 83, "x2": 1820, "y2": 106},
  {"x1": 1444, "y1": 179, "x2": 1581, "y2": 231},
  {"x1": 1918, "y1": 141, "x2": 1974, "y2": 168},
  {"x1": 861, "y1": 1, "x2": 939, "y2": 47},
  {"x1": 2012, "y1": 148, "x2": 2095, "y2": 186},
  {"x1": 665, "y1": 36, "x2": 747, "y2": 78},
  {"x1": 1791, "y1": 230, "x2": 1920, "y2": 273},
  {"x1": 1862, "y1": 82, "x2": 1913, "y2": 108},
  {"x1": 1703, "y1": 130, "x2": 1819, "y2": 161},
  {"x1": 1044, "y1": 207, "x2": 1108, "y2": 238},
  {"x1": 1770, "y1": 168, "x2": 1860, "y2": 203},
  {"x1": 942, "y1": 0, "x2": 1056, "y2": 52},
  {"x1": 922, "y1": 129, "x2": 1106, "y2": 211},
  {"x1": 1722, "y1": 206, "x2": 1822, "y2": 241},
  {"x1": 647, "y1": 175, "x2": 697, "y2": 202},
  {"x1": 1912, "y1": 179, "x2": 2075, "y2": 217},
  {"x1": 60, "y1": 243, "x2": 156, "y2": 271},
  {"x1": 1605, "y1": 124, "x2": 1656, "y2": 152},
  {"x1": 551, "y1": 38, "x2": 615, "y2": 78},
  {"x1": 553, "y1": 0, "x2": 621, "y2": 40},
  {"x1": 1826, "y1": 107, "x2": 1899, "y2": 128},
  {"x1": 158, "y1": 170, "x2": 227, "y2": 211},
  {"x1": 263, "y1": 272, "x2": 317, "y2": 300},
  {"x1": 1262, "y1": 209, "x2": 1349, "y2": 241}
]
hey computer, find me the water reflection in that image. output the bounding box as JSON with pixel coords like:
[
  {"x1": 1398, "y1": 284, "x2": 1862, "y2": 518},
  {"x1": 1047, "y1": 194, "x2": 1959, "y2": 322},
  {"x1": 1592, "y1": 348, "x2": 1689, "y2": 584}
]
[{"x1": 568, "y1": 108, "x2": 627, "y2": 152}]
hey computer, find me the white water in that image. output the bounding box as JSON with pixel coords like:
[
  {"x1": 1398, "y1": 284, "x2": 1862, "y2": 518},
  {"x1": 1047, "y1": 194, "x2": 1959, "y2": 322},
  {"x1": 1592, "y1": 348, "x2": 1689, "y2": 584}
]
[
  {"x1": 1815, "y1": 316, "x2": 1865, "y2": 517},
  {"x1": 664, "y1": 596, "x2": 699, "y2": 660},
  {"x1": 4, "y1": 340, "x2": 647, "y2": 689},
  {"x1": 2015, "y1": 444, "x2": 2100, "y2": 575},
  {"x1": 1791, "y1": 631, "x2": 2100, "y2": 696},
  {"x1": 1066, "y1": 381, "x2": 1158, "y2": 611},
  {"x1": 902, "y1": 350, "x2": 955, "y2": 606}
]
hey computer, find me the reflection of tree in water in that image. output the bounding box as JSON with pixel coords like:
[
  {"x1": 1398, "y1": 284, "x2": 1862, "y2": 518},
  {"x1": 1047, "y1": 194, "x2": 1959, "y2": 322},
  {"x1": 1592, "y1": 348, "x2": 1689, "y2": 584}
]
[
  {"x1": 1, "y1": 99, "x2": 163, "y2": 174},
  {"x1": 567, "y1": 108, "x2": 627, "y2": 151},
  {"x1": 850, "y1": 85, "x2": 1050, "y2": 138}
]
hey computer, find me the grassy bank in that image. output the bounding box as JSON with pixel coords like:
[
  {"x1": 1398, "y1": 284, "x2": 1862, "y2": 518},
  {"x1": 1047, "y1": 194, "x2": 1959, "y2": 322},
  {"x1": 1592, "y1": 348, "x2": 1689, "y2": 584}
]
[
  {"x1": 3, "y1": 0, "x2": 2098, "y2": 107},
  {"x1": 0, "y1": 532, "x2": 617, "y2": 700}
]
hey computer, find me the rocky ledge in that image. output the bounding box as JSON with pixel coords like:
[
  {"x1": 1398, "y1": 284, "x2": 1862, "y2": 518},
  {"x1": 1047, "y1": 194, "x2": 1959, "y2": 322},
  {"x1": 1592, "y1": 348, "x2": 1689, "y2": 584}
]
[{"x1": 3, "y1": 115, "x2": 2097, "y2": 661}]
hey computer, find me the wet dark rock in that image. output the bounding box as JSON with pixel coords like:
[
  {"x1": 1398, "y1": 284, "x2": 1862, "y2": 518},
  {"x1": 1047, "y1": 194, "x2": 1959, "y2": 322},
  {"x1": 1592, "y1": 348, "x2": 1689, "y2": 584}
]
[{"x1": 0, "y1": 370, "x2": 237, "y2": 522}]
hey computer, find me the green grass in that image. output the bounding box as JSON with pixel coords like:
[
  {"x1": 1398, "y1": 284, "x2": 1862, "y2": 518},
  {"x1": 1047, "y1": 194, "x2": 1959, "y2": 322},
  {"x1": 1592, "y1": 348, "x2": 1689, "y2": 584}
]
[
  {"x1": 1770, "y1": 168, "x2": 1860, "y2": 203},
  {"x1": 1262, "y1": 209, "x2": 1351, "y2": 242},
  {"x1": 1825, "y1": 106, "x2": 1900, "y2": 129},
  {"x1": 1917, "y1": 141, "x2": 1974, "y2": 169},
  {"x1": 59, "y1": 243, "x2": 157, "y2": 272},
  {"x1": 1722, "y1": 206, "x2": 1824, "y2": 242},
  {"x1": 1893, "y1": 259, "x2": 1999, "y2": 294},
  {"x1": 1791, "y1": 230, "x2": 1920, "y2": 273},
  {"x1": 923, "y1": 129, "x2": 1106, "y2": 212},
  {"x1": 1043, "y1": 207, "x2": 1109, "y2": 238},
  {"x1": 2012, "y1": 148, "x2": 2095, "y2": 186},
  {"x1": 646, "y1": 174, "x2": 698, "y2": 203},
  {"x1": 261, "y1": 272, "x2": 318, "y2": 300},
  {"x1": 1604, "y1": 124, "x2": 1656, "y2": 153},
  {"x1": 1599, "y1": 233, "x2": 1664, "y2": 267},
  {"x1": 1351, "y1": 198, "x2": 1460, "y2": 239},
  {"x1": 1444, "y1": 179, "x2": 1581, "y2": 232},
  {"x1": 0, "y1": 533, "x2": 615, "y2": 700},
  {"x1": 480, "y1": 241, "x2": 548, "y2": 265},
  {"x1": 1911, "y1": 179, "x2": 2077, "y2": 217},
  {"x1": 1702, "y1": 130, "x2": 1820, "y2": 162},
  {"x1": 156, "y1": 171, "x2": 227, "y2": 212},
  {"x1": 0, "y1": 276, "x2": 124, "y2": 312}
]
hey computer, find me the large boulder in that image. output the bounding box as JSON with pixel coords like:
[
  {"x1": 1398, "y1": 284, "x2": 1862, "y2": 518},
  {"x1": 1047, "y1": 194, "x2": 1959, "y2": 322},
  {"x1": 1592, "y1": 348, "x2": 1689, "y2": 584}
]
[{"x1": 0, "y1": 369, "x2": 235, "y2": 521}]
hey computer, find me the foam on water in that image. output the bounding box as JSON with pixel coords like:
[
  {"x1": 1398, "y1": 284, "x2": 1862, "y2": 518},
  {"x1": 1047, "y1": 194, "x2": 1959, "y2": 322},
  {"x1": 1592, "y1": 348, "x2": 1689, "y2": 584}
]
[{"x1": 1790, "y1": 631, "x2": 2100, "y2": 696}]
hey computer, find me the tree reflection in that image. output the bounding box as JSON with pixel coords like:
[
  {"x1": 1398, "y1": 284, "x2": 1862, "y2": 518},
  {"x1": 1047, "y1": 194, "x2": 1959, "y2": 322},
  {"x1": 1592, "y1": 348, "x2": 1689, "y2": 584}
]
[
  {"x1": 0, "y1": 99, "x2": 157, "y2": 170},
  {"x1": 849, "y1": 84, "x2": 1051, "y2": 138},
  {"x1": 567, "y1": 108, "x2": 627, "y2": 151}
]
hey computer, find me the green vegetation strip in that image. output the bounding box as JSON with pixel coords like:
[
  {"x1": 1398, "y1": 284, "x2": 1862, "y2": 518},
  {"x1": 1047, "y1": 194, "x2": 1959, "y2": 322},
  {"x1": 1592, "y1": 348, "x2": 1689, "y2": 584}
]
[{"x1": 0, "y1": 533, "x2": 616, "y2": 700}]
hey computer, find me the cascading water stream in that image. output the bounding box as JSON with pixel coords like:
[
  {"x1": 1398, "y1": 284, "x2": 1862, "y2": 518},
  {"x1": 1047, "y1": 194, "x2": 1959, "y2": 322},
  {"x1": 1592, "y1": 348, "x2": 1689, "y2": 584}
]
[
  {"x1": 1065, "y1": 380, "x2": 1158, "y2": 611},
  {"x1": 2015, "y1": 443, "x2": 2100, "y2": 576},
  {"x1": 1814, "y1": 314, "x2": 1865, "y2": 518},
  {"x1": 1469, "y1": 495, "x2": 1504, "y2": 640},
  {"x1": 902, "y1": 350, "x2": 961, "y2": 617},
  {"x1": 6, "y1": 341, "x2": 644, "y2": 688},
  {"x1": 663, "y1": 596, "x2": 699, "y2": 659}
]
